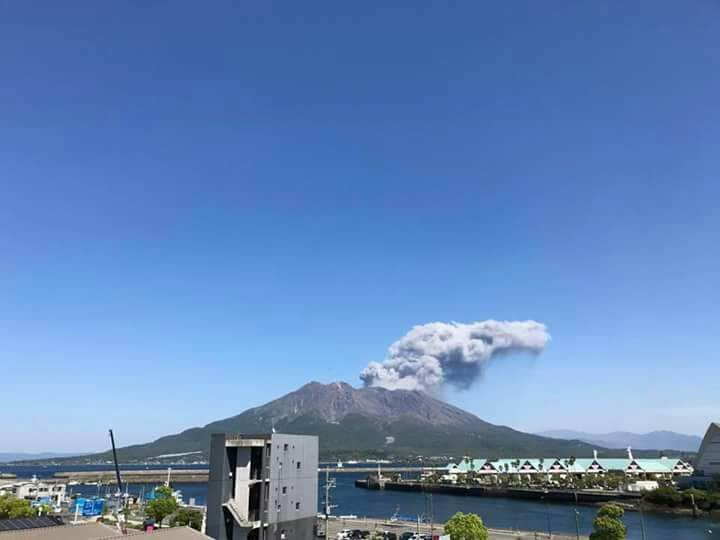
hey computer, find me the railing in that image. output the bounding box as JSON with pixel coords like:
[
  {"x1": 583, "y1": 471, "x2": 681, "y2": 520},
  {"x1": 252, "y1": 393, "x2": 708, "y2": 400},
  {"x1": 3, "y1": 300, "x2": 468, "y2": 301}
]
[{"x1": 223, "y1": 499, "x2": 261, "y2": 527}]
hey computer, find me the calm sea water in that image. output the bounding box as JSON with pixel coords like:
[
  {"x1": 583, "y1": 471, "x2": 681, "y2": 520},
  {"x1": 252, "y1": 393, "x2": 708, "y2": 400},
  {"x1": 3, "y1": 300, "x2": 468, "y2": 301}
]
[{"x1": 2, "y1": 465, "x2": 717, "y2": 539}]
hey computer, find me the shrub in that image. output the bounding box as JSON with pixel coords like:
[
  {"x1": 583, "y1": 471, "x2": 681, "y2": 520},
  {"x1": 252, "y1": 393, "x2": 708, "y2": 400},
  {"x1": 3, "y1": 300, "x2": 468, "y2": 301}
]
[
  {"x1": 444, "y1": 512, "x2": 489, "y2": 540},
  {"x1": 590, "y1": 503, "x2": 626, "y2": 540}
]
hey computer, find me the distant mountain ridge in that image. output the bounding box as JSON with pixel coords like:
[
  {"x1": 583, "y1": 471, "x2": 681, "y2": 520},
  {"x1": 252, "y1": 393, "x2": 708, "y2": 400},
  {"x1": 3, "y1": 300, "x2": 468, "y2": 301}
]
[
  {"x1": 21, "y1": 382, "x2": 670, "y2": 464},
  {"x1": 0, "y1": 452, "x2": 82, "y2": 463},
  {"x1": 536, "y1": 429, "x2": 701, "y2": 452}
]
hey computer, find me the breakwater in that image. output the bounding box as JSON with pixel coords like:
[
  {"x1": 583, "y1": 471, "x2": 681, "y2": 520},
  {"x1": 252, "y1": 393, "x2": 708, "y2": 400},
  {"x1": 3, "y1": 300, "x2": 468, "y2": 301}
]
[
  {"x1": 54, "y1": 469, "x2": 209, "y2": 483},
  {"x1": 355, "y1": 479, "x2": 642, "y2": 504}
]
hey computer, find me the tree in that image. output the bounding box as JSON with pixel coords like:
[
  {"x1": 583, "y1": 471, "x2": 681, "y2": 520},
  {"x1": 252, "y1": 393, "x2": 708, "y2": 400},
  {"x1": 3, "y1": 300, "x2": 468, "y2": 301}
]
[
  {"x1": 171, "y1": 507, "x2": 203, "y2": 531},
  {"x1": 0, "y1": 494, "x2": 34, "y2": 519},
  {"x1": 444, "y1": 512, "x2": 489, "y2": 540},
  {"x1": 145, "y1": 486, "x2": 179, "y2": 528},
  {"x1": 597, "y1": 504, "x2": 624, "y2": 520},
  {"x1": 589, "y1": 504, "x2": 626, "y2": 540},
  {"x1": 34, "y1": 503, "x2": 54, "y2": 516}
]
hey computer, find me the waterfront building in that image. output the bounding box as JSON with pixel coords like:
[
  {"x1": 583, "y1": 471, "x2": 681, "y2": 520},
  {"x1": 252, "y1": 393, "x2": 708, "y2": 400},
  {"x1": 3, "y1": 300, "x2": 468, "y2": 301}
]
[
  {"x1": 444, "y1": 448, "x2": 693, "y2": 482},
  {"x1": 206, "y1": 433, "x2": 319, "y2": 540},
  {"x1": 0, "y1": 478, "x2": 66, "y2": 507},
  {"x1": 694, "y1": 422, "x2": 720, "y2": 476}
]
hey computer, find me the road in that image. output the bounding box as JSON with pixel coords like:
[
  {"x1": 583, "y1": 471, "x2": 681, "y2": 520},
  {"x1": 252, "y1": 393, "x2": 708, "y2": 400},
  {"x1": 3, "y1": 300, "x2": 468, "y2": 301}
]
[{"x1": 323, "y1": 516, "x2": 587, "y2": 540}]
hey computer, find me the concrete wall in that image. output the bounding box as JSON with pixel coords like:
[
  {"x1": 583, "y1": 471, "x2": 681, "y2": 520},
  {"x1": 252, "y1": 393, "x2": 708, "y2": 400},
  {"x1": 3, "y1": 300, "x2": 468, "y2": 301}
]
[
  {"x1": 696, "y1": 423, "x2": 720, "y2": 475},
  {"x1": 267, "y1": 434, "x2": 318, "y2": 526},
  {"x1": 207, "y1": 433, "x2": 318, "y2": 540},
  {"x1": 207, "y1": 433, "x2": 234, "y2": 540},
  {"x1": 233, "y1": 447, "x2": 252, "y2": 521}
]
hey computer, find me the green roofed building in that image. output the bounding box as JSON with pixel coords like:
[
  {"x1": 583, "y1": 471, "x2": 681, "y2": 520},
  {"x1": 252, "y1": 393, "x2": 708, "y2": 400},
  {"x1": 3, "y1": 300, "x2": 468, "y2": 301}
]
[{"x1": 444, "y1": 448, "x2": 693, "y2": 482}]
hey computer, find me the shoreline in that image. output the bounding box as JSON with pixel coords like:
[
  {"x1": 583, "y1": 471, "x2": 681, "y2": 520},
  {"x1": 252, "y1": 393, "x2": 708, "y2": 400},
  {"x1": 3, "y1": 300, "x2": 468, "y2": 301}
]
[{"x1": 355, "y1": 479, "x2": 720, "y2": 519}]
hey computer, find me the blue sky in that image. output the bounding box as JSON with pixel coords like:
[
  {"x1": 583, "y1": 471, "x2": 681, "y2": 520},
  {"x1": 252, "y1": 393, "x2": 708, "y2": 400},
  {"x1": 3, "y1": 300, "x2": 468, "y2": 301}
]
[{"x1": 1, "y1": 1, "x2": 718, "y2": 452}]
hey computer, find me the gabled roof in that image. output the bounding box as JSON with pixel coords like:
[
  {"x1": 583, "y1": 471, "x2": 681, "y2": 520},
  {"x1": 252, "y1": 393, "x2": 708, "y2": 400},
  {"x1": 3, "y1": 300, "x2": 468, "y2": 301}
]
[{"x1": 446, "y1": 456, "x2": 691, "y2": 475}]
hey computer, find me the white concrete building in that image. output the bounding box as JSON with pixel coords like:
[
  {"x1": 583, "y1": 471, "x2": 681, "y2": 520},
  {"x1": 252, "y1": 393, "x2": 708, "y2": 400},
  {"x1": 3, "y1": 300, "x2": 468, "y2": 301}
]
[
  {"x1": 695, "y1": 422, "x2": 720, "y2": 476},
  {"x1": 0, "y1": 478, "x2": 66, "y2": 506}
]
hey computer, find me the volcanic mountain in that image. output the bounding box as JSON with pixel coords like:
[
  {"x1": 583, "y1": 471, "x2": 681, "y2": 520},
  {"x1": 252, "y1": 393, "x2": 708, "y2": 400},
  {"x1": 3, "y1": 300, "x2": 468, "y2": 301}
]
[{"x1": 58, "y1": 382, "x2": 606, "y2": 463}]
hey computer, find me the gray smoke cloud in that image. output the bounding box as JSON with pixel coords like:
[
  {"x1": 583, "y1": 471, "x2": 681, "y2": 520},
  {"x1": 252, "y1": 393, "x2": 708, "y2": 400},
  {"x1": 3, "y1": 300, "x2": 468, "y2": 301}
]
[{"x1": 360, "y1": 320, "x2": 550, "y2": 393}]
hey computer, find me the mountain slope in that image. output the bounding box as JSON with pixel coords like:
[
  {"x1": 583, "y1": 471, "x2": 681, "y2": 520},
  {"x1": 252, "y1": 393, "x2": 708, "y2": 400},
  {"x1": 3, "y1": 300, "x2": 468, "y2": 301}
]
[
  {"x1": 0, "y1": 452, "x2": 82, "y2": 463},
  {"x1": 36, "y1": 382, "x2": 651, "y2": 463},
  {"x1": 536, "y1": 429, "x2": 701, "y2": 452}
]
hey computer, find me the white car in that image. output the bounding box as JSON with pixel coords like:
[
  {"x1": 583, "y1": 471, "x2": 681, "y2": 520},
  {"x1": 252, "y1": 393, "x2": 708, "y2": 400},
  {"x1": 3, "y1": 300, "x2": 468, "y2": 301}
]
[{"x1": 337, "y1": 529, "x2": 352, "y2": 540}]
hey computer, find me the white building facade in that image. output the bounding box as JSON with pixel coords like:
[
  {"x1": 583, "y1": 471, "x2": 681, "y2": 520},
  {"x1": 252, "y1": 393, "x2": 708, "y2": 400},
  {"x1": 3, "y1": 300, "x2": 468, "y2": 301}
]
[{"x1": 695, "y1": 422, "x2": 720, "y2": 476}]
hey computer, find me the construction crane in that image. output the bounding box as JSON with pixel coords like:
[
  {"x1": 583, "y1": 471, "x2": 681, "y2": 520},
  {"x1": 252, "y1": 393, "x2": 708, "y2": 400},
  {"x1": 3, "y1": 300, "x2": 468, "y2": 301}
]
[{"x1": 109, "y1": 429, "x2": 127, "y2": 534}]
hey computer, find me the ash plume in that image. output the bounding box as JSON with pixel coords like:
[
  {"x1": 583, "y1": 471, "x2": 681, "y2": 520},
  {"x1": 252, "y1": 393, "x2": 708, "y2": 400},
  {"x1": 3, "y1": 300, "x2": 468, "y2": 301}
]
[{"x1": 360, "y1": 320, "x2": 550, "y2": 393}]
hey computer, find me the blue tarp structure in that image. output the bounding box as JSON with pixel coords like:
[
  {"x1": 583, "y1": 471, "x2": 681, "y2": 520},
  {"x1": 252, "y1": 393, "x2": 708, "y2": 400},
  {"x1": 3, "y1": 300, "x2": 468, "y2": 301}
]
[{"x1": 69, "y1": 497, "x2": 104, "y2": 516}]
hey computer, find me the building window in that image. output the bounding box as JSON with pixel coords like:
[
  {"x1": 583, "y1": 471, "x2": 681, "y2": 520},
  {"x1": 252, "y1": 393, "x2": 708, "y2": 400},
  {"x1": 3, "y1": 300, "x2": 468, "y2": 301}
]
[
  {"x1": 284, "y1": 443, "x2": 289, "y2": 451},
  {"x1": 296, "y1": 461, "x2": 301, "y2": 469},
  {"x1": 282, "y1": 486, "x2": 287, "y2": 494},
  {"x1": 295, "y1": 502, "x2": 300, "y2": 510}
]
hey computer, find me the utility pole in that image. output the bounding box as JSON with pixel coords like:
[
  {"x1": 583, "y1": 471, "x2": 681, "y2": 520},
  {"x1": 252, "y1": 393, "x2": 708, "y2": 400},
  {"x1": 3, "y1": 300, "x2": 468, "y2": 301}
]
[
  {"x1": 323, "y1": 468, "x2": 336, "y2": 538},
  {"x1": 573, "y1": 491, "x2": 580, "y2": 540},
  {"x1": 428, "y1": 494, "x2": 434, "y2": 540},
  {"x1": 639, "y1": 503, "x2": 648, "y2": 540},
  {"x1": 542, "y1": 491, "x2": 552, "y2": 539},
  {"x1": 573, "y1": 510, "x2": 580, "y2": 540}
]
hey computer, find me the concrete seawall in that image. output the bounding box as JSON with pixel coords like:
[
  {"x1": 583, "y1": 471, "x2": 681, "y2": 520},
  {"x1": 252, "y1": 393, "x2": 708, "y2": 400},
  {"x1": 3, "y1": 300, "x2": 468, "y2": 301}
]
[
  {"x1": 355, "y1": 479, "x2": 641, "y2": 504},
  {"x1": 53, "y1": 469, "x2": 210, "y2": 483}
]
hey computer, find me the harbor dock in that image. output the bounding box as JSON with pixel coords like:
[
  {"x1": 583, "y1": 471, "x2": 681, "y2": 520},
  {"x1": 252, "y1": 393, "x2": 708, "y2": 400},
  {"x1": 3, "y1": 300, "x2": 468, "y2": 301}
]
[
  {"x1": 355, "y1": 479, "x2": 642, "y2": 504},
  {"x1": 53, "y1": 469, "x2": 210, "y2": 483}
]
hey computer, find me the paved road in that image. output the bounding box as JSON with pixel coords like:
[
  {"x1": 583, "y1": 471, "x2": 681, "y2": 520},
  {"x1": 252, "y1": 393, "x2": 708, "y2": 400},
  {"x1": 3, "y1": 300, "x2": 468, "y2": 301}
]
[{"x1": 323, "y1": 516, "x2": 587, "y2": 540}]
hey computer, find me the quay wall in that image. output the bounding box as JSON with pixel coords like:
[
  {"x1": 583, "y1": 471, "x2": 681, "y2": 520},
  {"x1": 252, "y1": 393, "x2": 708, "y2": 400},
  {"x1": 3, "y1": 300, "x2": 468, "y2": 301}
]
[{"x1": 355, "y1": 479, "x2": 642, "y2": 504}]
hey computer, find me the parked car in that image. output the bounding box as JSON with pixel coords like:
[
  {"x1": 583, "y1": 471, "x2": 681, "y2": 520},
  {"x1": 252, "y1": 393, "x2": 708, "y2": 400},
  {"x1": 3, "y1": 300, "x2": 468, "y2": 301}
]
[
  {"x1": 384, "y1": 533, "x2": 397, "y2": 540},
  {"x1": 337, "y1": 529, "x2": 352, "y2": 540}
]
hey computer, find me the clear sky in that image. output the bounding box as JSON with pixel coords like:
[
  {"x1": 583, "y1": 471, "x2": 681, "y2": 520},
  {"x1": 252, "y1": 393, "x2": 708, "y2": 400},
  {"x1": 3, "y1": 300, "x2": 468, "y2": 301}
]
[{"x1": 1, "y1": 1, "x2": 719, "y2": 453}]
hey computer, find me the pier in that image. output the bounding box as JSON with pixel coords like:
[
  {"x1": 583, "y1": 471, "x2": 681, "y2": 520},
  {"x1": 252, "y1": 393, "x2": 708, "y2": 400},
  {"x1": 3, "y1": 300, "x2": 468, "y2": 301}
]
[
  {"x1": 48, "y1": 466, "x2": 434, "y2": 484},
  {"x1": 320, "y1": 467, "x2": 436, "y2": 474},
  {"x1": 355, "y1": 479, "x2": 642, "y2": 504},
  {"x1": 53, "y1": 469, "x2": 210, "y2": 483}
]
